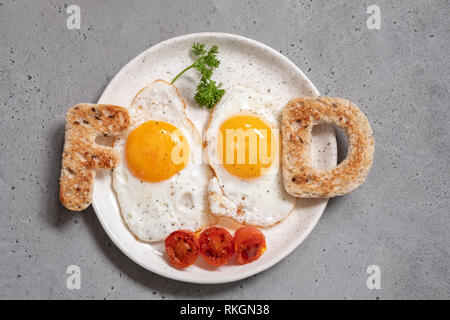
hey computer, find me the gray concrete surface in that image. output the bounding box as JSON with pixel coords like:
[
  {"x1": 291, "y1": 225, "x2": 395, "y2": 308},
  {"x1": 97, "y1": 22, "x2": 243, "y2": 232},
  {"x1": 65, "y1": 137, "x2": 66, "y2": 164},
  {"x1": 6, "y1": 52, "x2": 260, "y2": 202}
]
[{"x1": 0, "y1": 0, "x2": 449, "y2": 300}]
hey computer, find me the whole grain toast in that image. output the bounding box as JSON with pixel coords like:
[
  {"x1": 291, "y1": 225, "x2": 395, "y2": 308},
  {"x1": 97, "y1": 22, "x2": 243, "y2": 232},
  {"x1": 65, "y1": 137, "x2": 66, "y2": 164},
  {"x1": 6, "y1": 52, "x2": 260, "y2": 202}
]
[
  {"x1": 59, "y1": 104, "x2": 130, "y2": 211},
  {"x1": 281, "y1": 97, "x2": 374, "y2": 198}
]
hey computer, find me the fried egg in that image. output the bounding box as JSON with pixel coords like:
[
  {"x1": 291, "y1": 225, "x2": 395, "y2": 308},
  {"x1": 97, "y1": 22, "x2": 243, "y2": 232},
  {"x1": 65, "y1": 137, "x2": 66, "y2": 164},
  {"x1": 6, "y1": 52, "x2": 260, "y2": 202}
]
[
  {"x1": 204, "y1": 84, "x2": 296, "y2": 226},
  {"x1": 112, "y1": 80, "x2": 215, "y2": 242}
]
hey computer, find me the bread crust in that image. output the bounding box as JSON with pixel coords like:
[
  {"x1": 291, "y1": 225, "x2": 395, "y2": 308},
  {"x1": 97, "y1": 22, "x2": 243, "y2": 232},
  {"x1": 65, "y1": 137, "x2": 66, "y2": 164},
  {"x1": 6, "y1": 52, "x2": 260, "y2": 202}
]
[
  {"x1": 60, "y1": 104, "x2": 130, "y2": 211},
  {"x1": 281, "y1": 97, "x2": 374, "y2": 198}
]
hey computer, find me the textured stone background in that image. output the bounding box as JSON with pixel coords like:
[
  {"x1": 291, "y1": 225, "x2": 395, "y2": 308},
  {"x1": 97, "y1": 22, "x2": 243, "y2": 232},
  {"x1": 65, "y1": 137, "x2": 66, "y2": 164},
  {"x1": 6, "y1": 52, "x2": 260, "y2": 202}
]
[{"x1": 0, "y1": 0, "x2": 449, "y2": 299}]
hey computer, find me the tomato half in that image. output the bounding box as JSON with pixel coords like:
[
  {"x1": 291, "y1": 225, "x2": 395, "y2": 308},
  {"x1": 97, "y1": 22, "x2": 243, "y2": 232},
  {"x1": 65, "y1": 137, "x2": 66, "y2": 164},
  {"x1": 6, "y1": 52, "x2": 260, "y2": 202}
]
[
  {"x1": 234, "y1": 226, "x2": 266, "y2": 265},
  {"x1": 199, "y1": 227, "x2": 235, "y2": 266},
  {"x1": 165, "y1": 230, "x2": 199, "y2": 269}
]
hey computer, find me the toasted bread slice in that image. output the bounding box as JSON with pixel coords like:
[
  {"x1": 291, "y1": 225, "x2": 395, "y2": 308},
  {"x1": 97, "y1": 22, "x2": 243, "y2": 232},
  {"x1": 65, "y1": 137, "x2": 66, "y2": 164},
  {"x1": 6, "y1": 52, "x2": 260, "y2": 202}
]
[
  {"x1": 60, "y1": 104, "x2": 130, "y2": 211},
  {"x1": 281, "y1": 97, "x2": 374, "y2": 198}
]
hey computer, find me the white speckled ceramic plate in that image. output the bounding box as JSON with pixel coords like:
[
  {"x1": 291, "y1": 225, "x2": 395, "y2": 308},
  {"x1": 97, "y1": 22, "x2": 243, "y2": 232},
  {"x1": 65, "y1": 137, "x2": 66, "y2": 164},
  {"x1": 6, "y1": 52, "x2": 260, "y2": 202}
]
[{"x1": 93, "y1": 33, "x2": 336, "y2": 284}]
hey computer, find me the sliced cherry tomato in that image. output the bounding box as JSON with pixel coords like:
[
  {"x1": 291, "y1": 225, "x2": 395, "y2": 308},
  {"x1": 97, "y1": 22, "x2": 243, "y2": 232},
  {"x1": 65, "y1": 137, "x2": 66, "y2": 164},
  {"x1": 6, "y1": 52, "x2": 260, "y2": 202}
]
[
  {"x1": 234, "y1": 226, "x2": 266, "y2": 265},
  {"x1": 165, "y1": 230, "x2": 199, "y2": 269},
  {"x1": 199, "y1": 227, "x2": 235, "y2": 266}
]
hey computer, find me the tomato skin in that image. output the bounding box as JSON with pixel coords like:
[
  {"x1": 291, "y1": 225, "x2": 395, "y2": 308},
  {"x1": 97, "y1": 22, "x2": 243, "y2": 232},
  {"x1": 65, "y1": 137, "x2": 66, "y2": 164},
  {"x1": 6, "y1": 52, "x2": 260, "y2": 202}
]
[
  {"x1": 234, "y1": 226, "x2": 266, "y2": 265},
  {"x1": 199, "y1": 227, "x2": 235, "y2": 266},
  {"x1": 165, "y1": 230, "x2": 199, "y2": 269}
]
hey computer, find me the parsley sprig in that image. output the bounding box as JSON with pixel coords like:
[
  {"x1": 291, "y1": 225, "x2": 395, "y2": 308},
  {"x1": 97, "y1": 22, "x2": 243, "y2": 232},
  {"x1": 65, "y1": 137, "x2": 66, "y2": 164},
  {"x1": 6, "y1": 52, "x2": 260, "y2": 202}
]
[{"x1": 171, "y1": 43, "x2": 225, "y2": 109}]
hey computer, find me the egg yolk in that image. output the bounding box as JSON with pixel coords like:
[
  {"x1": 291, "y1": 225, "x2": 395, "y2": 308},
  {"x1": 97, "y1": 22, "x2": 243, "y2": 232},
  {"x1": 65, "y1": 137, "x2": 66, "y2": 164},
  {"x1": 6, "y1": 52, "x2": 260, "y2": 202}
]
[
  {"x1": 126, "y1": 121, "x2": 189, "y2": 182},
  {"x1": 218, "y1": 115, "x2": 275, "y2": 179}
]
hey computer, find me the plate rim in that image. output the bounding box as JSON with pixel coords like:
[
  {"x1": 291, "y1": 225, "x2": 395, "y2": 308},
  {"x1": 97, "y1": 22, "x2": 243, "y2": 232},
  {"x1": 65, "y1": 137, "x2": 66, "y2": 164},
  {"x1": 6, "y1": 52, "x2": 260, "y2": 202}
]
[{"x1": 92, "y1": 32, "x2": 329, "y2": 284}]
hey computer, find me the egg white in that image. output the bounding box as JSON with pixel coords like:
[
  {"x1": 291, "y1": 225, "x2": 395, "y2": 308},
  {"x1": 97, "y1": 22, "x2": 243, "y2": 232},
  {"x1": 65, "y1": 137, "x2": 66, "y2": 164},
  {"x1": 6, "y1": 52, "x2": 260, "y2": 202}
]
[
  {"x1": 204, "y1": 84, "x2": 296, "y2": 226},
  {"x1": 112, "y1": 80, "x2": 215, "y2": 242}
]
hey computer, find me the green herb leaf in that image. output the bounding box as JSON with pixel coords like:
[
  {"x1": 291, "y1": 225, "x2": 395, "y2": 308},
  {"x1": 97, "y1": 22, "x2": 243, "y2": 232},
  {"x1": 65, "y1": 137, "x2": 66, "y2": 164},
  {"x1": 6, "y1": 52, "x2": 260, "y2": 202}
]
[
  {"x1": 204, "y1": 45, "x2": 220, "y2": 68},
  {"x1": 194, "y1": 63, "x2": 212, "y2": 79},
  {"x1": 194, "y1": 78, "x2": 225, "y2": 109},
  {"x1": 171, "y1": 43, "x2": 225, "y2": 108},
  {"x1": 192, "y1": 43, "x2": 206, "y2": 56}
]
